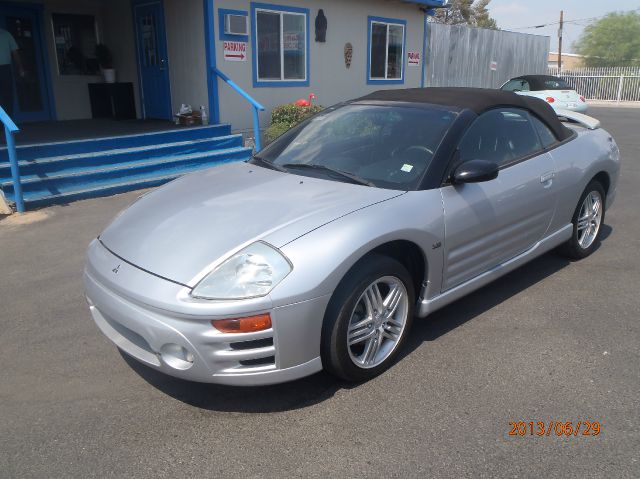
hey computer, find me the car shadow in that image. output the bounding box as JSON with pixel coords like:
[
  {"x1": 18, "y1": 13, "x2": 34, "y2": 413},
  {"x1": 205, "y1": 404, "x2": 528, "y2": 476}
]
[
  {"x1": 121, "y1": 350, "x2": 348, "y2": 413},
  {"x1": 123, "y1": 226, "x2": 612, "y2": 413}
]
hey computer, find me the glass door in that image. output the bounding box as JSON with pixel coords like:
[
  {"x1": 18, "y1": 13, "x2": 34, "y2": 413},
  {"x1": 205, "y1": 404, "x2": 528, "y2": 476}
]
[{"x1": 0, "y1": 3, "x2": 53, "y2": 122}]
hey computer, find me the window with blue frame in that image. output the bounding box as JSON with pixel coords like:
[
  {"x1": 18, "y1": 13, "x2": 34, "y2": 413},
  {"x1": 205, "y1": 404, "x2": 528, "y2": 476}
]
[
  {"x1": 252, "y1": 3, "x2": 308, "y2": 85},
  {"x1": 368, "y1": 17, "x2": 406, "y2": 83}
]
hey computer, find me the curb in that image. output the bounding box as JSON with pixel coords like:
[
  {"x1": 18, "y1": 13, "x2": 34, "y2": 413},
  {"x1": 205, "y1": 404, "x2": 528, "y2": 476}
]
[{"x1": 587, "y1": 101, "x2": 640, "y2": 109}]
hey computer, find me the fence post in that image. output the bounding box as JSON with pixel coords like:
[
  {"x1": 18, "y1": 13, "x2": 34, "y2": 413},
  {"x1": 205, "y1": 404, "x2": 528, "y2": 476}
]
[{"x1": 617, "y1": 75, "x2": 624, "y2": 103}]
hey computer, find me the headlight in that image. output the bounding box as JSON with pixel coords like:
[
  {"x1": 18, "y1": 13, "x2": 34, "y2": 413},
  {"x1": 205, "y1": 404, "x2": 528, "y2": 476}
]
[{"x1": 191, "y1": 242, "x2": 292, "y2": 300}]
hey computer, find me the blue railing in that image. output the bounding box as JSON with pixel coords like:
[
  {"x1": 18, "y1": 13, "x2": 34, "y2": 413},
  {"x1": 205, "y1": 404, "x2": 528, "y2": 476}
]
[
  {"x1": 0, "y1": 106, "x2": 24, "y2": 213},
  {"x1": 212, "y1": 67, "x2": 265, "y2": 151}
]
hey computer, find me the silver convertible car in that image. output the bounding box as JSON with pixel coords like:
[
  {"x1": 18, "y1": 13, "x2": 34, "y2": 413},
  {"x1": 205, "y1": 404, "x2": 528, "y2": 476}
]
[{"x1": 84, "y1": 88, "x2": 620, "y2": 385}]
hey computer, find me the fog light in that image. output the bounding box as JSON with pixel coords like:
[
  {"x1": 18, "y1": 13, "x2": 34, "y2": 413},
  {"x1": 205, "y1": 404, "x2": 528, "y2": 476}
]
[
  {"x1": 211, "y1": 314, "x2": 272, "y2": 333},
  {"x1": 160, "y1": 343, "x2": 194, "y2": 370}
]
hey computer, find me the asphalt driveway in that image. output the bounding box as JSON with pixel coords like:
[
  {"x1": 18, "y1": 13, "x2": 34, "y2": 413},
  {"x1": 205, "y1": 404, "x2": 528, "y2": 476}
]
[{"x1": 1, "y1": 107, "x2": 638, "y2": 478}]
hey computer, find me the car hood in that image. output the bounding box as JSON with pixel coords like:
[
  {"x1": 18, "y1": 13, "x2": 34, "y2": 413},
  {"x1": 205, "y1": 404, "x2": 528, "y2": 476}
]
[{"x1": 99, "y1": 161, "x2": 403, "y2": 286}]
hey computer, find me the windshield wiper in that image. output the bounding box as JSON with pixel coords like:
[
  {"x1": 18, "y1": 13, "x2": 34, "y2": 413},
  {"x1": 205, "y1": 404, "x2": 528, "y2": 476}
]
[
  {"x1": 249, "y1": 155, "x2": 288, "y2": 173},
  {"x1": 281, "y1": 163, "x2": 375, "y2": 187}
]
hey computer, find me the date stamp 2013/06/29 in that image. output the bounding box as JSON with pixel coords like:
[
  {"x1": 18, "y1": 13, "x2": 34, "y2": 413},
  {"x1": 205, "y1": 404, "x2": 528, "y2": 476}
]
[{"x1": 509, "y1": 421, "x2": 601, "y2": 437}]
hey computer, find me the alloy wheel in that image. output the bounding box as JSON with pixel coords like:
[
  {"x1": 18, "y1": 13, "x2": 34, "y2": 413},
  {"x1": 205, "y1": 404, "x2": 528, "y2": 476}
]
[
  {"x1": 577, "y1": 190, "x2": 603, "y2": 249},
  {"x1": 346, "y1": 276, "x2": 409, "y2": 369}
]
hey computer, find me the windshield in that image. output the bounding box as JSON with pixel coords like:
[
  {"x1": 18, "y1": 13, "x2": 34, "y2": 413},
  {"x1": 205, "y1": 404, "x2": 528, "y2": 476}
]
[{"x1": 253, "y1": 104, "x2": 457, "y2": 190}]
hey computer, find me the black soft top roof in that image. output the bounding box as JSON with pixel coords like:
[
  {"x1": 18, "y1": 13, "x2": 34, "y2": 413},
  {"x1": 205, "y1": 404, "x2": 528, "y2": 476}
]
[{"x1": 357, "y1": 87, "x2": 573, "y2": 141}]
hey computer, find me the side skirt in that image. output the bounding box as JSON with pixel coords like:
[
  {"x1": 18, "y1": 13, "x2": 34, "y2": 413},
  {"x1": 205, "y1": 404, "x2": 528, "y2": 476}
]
[{"x1": 417, "y1": 224, "x2": 573, "y2": 317}]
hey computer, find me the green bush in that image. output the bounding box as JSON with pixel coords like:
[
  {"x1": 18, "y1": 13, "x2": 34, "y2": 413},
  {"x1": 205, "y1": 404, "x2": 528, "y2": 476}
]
[
  {"x1": 265, "y1": 122, "x2": 292, "y2": 142},
  {"x1": 266, "y1": 103, "x2": 324, "y2": 142}
]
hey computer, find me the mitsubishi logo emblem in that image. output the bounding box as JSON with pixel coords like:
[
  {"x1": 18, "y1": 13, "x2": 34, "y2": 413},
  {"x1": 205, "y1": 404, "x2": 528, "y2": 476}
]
[{"x1": 112, "y1": 264, "x2": 121, "y2": 274}]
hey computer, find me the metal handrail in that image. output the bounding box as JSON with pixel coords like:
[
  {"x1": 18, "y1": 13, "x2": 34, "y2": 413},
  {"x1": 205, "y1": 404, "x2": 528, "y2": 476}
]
[
  {"x1": 0, "y1": 106, "x2": 24, "y2": 213},
  {"x1": 212, "y1": 67, "x2": 265, "y2": 151}
]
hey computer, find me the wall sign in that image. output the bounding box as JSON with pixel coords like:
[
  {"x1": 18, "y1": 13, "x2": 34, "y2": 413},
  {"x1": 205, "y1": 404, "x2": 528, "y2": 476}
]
[
  {"x1": 223, "y1": 41, "x2": 247, "y2": 61},
  {"x1": 490, "y1": 60, "x2": 498, "y2": 71},
  {"x1": 408, "y1": 51, "x2": 420, "y2": 66}
]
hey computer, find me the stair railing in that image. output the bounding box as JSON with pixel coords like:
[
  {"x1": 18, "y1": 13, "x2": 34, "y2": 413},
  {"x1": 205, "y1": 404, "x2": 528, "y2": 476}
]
[
  {"x1": 0, "y1": 106, "x2": 23, "y2": 213},
  {"x1": 212, "y1": 67, "x2": 265, "y2": 151}
]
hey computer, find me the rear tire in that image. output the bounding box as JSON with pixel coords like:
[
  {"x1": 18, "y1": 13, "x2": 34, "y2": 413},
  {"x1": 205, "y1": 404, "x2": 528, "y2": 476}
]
[
  {"x1": 559, "y1": 181, "x2": 606, "y2": 260},
  {"x1": 321, "y1": 254, "x2": 415, "y2": 382}
]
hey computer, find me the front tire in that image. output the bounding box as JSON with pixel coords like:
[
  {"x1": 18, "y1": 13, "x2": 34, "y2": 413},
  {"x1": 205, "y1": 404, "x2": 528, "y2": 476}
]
[
  {"x1": 560, "y1": 181, "x2": 606, "y2": 259},
  {"x1": 321, "y1": 255, "x2": 415, "y2": 382}
]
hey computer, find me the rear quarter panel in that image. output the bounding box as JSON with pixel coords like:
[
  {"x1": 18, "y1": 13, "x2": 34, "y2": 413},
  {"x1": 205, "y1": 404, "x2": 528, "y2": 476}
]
[{"x1": 547, "y1": 127, "x2": 620, "y2": 233}]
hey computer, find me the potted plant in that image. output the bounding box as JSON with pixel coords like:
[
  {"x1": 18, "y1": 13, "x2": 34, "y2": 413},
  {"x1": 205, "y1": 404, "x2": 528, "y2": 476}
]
[{"x1": 95, "y1": 44, "x2": 116, "y2": 83}]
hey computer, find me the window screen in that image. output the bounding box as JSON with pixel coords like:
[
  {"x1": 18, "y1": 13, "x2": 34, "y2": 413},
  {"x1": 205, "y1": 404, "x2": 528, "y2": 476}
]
[
  {"x1": 369, "y1": 20, "x2": 405, "y2": 81},
  {"x1": 256, "y1": 8, "x2": 306, "y2": 82}
]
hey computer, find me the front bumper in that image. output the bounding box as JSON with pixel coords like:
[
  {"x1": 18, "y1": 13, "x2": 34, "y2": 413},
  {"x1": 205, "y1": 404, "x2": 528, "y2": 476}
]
[{"x1": 84, "y1": 240, "x2": 329, "y2": 385}]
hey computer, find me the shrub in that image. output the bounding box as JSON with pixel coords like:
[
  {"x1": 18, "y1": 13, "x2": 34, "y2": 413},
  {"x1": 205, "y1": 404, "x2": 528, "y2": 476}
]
[
  {"x1": 266, "y1": 103, "x2": 324, "y2": 142},
  {"x1": 265, "y1": 122, "x2": 292, "y2": 142}
]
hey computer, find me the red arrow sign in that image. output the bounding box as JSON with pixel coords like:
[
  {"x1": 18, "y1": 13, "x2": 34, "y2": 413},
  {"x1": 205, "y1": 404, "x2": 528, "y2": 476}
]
[{"x1": 224, "y1": 41, "x2": 248, "y2": 62}]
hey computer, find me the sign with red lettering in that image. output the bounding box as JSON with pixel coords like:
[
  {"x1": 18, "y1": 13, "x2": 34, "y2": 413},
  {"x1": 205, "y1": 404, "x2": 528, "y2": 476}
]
[
  {"x1": 408, "y1": 51, "x2": 420, "y2": 66},
  {"x1": 224, "y1": 41, "x2": 247, "y2": 62}
]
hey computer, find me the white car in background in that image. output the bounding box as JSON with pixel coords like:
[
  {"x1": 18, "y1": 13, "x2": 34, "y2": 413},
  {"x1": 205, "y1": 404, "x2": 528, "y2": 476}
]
[{"x1": 501, "y1": 75, "x2": 588, "y2": 112}]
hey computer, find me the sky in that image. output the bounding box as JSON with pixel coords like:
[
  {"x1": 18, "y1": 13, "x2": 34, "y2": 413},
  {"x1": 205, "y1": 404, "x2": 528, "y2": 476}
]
[{"x1": 488, "y1": 0, "x2": 640, "y2": 53}]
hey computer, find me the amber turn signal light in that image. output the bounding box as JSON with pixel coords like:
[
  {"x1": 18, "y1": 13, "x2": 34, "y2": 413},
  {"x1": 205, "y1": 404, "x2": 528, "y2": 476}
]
[{"x1": 211, "y1": 314, "x2": 272, "y2": 333}]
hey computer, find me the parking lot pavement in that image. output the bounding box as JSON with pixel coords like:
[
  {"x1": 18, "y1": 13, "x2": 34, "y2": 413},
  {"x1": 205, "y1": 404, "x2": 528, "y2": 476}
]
[{"x1": 1, "y1": 106, "x2": 639, "y2": 478}]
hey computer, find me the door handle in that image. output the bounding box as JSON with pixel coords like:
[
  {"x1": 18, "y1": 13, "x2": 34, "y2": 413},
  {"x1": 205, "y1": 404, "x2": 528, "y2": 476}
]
[
  {"x1": 540, "y1": 171, "x2": 555, "y2": 184},
  {"x1": 540, "y1": 171, "x2": 555, "y2": 189}
]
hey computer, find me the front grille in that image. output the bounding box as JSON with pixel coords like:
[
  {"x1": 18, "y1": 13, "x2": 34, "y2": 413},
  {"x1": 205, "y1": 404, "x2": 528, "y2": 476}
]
[
  {"x1": 239, "y1": 356, "x2": 276, "y2": 367},
  {"x1": 230, "y1": 338, "x2": 274, "y2": 350}
]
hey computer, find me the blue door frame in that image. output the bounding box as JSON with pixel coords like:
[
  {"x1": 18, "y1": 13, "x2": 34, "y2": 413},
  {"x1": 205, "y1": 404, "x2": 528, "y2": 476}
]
[
  {"x1": 132, "y1": 0, "x2": 172, "y2": 120},
  {"x1": 0, "y1": 1, "x2": 55, "y2": 123}
]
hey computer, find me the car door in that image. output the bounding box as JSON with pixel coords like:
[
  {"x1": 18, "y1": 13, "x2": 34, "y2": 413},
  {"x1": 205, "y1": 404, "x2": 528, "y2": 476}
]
[{"x1": 440, "y1": 108, "x2": 557, "y2": 290}]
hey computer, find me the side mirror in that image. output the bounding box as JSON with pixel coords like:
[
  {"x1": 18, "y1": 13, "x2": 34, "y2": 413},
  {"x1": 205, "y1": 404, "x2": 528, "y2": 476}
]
[{"x1": 452, "y1": 159, "x2": 499, "y2": 184}]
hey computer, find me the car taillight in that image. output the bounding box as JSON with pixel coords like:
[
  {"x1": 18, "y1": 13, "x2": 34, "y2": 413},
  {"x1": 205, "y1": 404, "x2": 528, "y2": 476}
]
[
  {"x1": 546, "y1": 97, "x2": 555, "y2": 103},
  {"x1": 580, "y1": 96, "x2": 586, "y2": 102}
]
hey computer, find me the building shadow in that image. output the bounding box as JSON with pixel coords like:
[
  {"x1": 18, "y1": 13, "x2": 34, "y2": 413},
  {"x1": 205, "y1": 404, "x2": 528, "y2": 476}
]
[{"x1": 123, "y1": 227, "x2": 612, "y2": 413}]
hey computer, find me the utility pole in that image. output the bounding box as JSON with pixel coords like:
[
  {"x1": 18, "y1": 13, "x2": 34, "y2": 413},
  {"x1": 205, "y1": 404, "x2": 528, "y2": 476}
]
[{"x1": 557, "y1": 10, "x2": 564, "y2": 71}]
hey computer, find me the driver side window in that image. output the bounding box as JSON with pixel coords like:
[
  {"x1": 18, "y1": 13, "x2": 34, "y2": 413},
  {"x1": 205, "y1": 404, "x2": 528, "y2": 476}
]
[{"x1": 457, "y1": 109, "x2": 543, "y2": 168}]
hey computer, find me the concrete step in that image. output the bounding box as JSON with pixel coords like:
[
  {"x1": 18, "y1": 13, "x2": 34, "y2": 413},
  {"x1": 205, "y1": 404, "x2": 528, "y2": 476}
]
[
  {"x1": 0, "y1": 134, "x2": 243, "y2": 181},
  {"x1": 1, "y1": 147, "x2": 251, "y2": 199},
  {"x1": 0, "y1": 124, "x2": 232, "y2": 163}
]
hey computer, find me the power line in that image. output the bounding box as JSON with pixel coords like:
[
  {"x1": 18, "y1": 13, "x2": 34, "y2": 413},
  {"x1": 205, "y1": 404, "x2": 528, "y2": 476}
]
[{"x1": 503, "y1": 7, "x2": 640, "y2": 31}]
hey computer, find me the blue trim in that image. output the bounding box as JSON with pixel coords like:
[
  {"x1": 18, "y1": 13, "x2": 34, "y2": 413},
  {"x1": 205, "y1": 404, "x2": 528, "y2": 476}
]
[
  {"x1": 250, "y1": 2, "x2": 310, "y2": 88},
  {"x1": 0, "y1": 2, "x2": 56, "y2": 121},
  {"x1": 366, "y1": 16, "x2": 407, "y2": 85},
  {"x1": 402, "y1": 0, "x2": 447, "y2": 6},
  {"x1": 132, "y1": 0, "x2": 173, "y2": 120},
  {"x1": 218, "y1": 8, "x2": 248, "y2": 42},
  {"x1": 131, "y1": 0, "x2": 144, "y2": 119},
  {"x1": 421, "y1": 12, "x2": 428, "y2": 88},
  {"x1": 204, "y1": 0, "x2": 221, "y2": 124},
  {"x1": 36, "y1": 3, "x2": 57, "y2": 120}
]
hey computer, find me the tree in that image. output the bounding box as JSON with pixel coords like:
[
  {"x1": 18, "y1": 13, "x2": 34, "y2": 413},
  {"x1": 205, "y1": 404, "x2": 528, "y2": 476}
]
[
  {"x1": 434, "y1": 0, "x2": 498, "y2": 30},
  {"x1": 574, "y1": 11, "x2": 640, "y2": 67}
]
